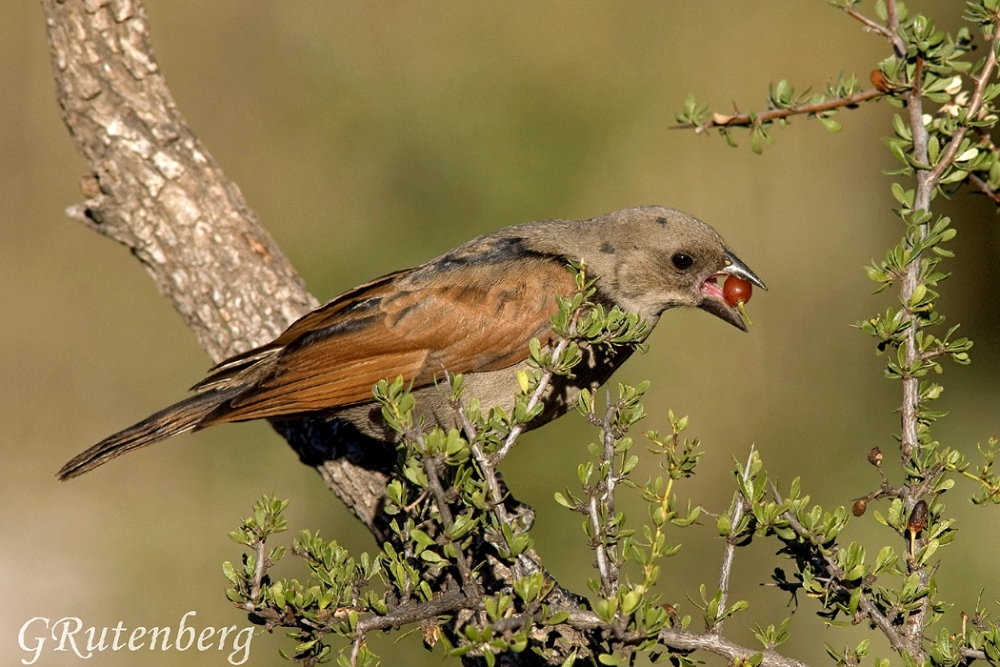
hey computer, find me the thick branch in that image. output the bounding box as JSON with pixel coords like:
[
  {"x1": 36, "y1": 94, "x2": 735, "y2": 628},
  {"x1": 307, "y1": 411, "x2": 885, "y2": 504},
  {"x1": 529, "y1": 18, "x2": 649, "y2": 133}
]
[
  {"x1": 42, "y1": 0, "x2": 315, "y2": 359},
  {"x1": 42, "y1": 0, "x2": 390, "y2": 537},
  {"x1": 347, "y1": 596, "x2": 821, "y2": 667},
  {"x1": 565, "y1": 610, "x2": 812, "y2": 667},
  {"x1": 306, "y1": 591, "x2": 818, "y2": 667}
]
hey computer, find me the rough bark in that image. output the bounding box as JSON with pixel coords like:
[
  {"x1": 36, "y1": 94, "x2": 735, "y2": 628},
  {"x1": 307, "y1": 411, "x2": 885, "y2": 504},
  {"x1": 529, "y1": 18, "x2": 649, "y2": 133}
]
[{"x1": 41, "y1": 0, "x2": 390, "y2": 529}]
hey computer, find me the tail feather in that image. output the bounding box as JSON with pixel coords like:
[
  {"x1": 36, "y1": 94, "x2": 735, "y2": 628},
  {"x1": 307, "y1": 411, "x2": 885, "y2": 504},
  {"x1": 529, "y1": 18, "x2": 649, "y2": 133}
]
[{"x1": 58, "y1": 387, "x2": 243, "y2": 481}]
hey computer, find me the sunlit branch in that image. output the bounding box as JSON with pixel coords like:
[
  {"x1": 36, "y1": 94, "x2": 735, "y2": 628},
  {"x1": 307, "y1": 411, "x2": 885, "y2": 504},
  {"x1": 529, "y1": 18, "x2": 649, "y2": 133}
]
[{"x1": 672, "y1": 89, "x2": 882, "y2": 132}]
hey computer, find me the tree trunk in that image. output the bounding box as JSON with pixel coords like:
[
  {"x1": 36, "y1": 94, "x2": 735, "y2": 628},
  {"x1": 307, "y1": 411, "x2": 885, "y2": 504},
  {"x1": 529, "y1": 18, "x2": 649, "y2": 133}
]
[{"x1": 41, "y1": 0, "x2": 390, "y2": 531}]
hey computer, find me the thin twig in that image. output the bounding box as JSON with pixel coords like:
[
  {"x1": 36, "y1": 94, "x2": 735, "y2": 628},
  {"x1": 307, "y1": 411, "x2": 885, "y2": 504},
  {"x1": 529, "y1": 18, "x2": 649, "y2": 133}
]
[
  {"x1": 423, "y1": 459, "x2": 456, "y2": 529},
  {"x1": 895, "y1": 76, "x2": 937, "y2": 667},
  {"x1": 968, "y1": 172, "x2": 1000, "y2": 204},
  {"x1": 928, "y1": 41, "x2": 1000, "y2": 184},
  {"x1": 423, "y1": 456, "x2": 479, "y2": 596},
  {"x1": 601, "y1": 391, "x2": 619, "y2": 540},
  {"x1": 844, "y1": 5, "x2": 906, "y2": 56},
  {"x1": 587, "y1": 392, "x2": 622, "y2": 597},
  {"x1": 441, "y1": 373, "x2": 514, "y2": 531},
  {"x1": 473, "y1": 308, "x2": 582, "y2": 571},
  {"x1": 886, "y1": 0, "x2": 901, "y2": 40},
  {"x1": 489, "y1": 317, "x2": 578, "y2": 465},
  {"x1": 446, "y1": 373, "x2": 542, "y2": 580},
  {"x1": 471, "y1": 446, "x2": 510, "y2": 515},
  {"x1": 400, "y1": 424, "x2": 482, "y2": 591},
  {"x1": 587, "y1": 492, "x2": 614, "y2": 597},
  {"x1": 248, "y1": 538, "x2": 268, "y2": 607},
  {"x1": 844, "y1": 7, "x2": 896, "y2": 43},
  {"x1": 715, "y1": 445, "x2": 755, "y2": 635},
  {"x1": 961, "y1": 647, "x2": 989, "y2": 661},
  {"x1": 350, "y1": 629, "x2": 365, "y2": 667},
  {"x1": 672, "y1": 89, "x2": 882, "y2": 132},
  {"x1": 589, "y1": 397, "x2": 622, "y2": 598},
  {"x1": 899, "y1": 54, "x2": 928, "y2": 468}
]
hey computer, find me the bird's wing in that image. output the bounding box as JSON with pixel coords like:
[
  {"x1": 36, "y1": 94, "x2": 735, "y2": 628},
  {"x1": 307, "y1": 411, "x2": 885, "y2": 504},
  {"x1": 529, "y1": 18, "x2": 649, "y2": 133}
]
[{"x1": 202, "y1": 256, "x2": 576, "y2": 423}]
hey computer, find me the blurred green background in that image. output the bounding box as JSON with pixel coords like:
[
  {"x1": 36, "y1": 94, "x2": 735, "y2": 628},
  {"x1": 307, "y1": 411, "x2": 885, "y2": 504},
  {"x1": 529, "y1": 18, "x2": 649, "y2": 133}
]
[{"x1": 3, "y1": 1, "x2": 999, "y2": 665}]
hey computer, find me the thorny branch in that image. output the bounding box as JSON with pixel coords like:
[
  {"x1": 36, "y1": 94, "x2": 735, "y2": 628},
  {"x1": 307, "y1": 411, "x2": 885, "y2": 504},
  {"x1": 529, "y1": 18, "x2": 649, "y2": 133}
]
[
  {"x1": 715, "y1": 446, "x2": 755, "y2": 635},
  {"x1": 247, "y1": 539, "x2": 268, "y2": 607},
  {"x1": 572, "y1": 316, "x2": 653, "y2": 604},
  {"x1": 586, "y1": 394, "x2": 623, "y2": 598},
  {"x1": 456, "y1": 313, "x2": 581, "y2": 581},
  {"x1": 489, "y1": 311, "x2": 580, "y2": 466},
  {"x1": 891, "y1": 11, "x2": 1000, "y2": 654},
  {"x1": 770, "y1": 484, "x2": 913, "y2": 657},
  {"x1": 422, "y1": 455, "x2": 480, "y2": 597}
]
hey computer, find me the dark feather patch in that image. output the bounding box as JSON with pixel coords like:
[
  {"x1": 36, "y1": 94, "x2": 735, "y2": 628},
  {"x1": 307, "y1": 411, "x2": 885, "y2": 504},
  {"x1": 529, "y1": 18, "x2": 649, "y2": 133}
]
[
  {"x1": 289, "y1": 314, "x2": 381, "y2": 350},
  {"x1": 432, "y1": 236, "x2": 553, "y2": 273}
]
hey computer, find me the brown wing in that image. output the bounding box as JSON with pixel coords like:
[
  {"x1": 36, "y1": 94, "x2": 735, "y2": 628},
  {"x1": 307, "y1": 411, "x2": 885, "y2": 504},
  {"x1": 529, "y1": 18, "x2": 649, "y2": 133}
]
[{"x1": 202, "y1": 256, "x2": 576, "y2": 424}]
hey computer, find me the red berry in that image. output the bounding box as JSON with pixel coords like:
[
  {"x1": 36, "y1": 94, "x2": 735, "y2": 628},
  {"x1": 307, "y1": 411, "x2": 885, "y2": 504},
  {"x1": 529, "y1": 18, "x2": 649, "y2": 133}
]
[{"x1": 723, "y1": 275, "x2": 753, "y2": 307}]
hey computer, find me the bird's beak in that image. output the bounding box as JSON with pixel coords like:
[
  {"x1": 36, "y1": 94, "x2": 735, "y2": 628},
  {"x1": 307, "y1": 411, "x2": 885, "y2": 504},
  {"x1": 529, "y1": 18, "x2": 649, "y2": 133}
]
[{"x1": 697, "y1": 250, "x2": 766, "y2": 332}]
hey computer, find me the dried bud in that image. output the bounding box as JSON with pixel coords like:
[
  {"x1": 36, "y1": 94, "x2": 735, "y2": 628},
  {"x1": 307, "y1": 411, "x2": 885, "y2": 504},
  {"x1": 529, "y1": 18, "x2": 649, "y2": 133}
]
[
  {"x1": 870, "y1": 69, "x2": 892, "y2": 93},
  {"x1": 852, "y1": 498, "x2": 868, "y2": 517},
  {"x1": 868, "y1": 447, "x2": 883, "y2": 467},
  {"x1": 661, "y1": 603, "x2": 677, "y2": 623},
  {"x1": 421, "y1": 621, "x2": 441, "y2": 648},
  {"x1": 80, "y1": 173, "x2": 101, "y2": 198},
  {"x1": 907, "y1": 499, "x2": 928, "y2": 534}
]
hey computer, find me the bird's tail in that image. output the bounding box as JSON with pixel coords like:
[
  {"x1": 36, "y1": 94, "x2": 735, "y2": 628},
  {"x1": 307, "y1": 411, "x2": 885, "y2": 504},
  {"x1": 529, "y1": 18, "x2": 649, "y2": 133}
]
[{"x1": 58, "y1": 387, "x2": 243, "y2": 481}]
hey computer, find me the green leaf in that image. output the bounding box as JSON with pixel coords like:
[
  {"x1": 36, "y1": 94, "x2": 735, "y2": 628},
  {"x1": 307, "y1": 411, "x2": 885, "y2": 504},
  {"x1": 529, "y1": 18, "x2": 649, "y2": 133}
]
[{"x1": 818, "y1": 116, "x2": 842, "y2": 132}]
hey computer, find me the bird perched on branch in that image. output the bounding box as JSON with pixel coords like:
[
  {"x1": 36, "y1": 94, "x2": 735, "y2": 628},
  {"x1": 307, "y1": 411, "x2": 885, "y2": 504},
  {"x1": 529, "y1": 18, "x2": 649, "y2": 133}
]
[{"x1": 59, "y1": 206, "x2": 764, "y2": 480}]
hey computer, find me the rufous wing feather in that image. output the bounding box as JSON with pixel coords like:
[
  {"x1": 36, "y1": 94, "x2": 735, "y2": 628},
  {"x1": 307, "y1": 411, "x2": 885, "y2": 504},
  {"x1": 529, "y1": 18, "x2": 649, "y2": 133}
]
[{"x1": 199, "y1": 256, "x2": 576, "y2": 425}]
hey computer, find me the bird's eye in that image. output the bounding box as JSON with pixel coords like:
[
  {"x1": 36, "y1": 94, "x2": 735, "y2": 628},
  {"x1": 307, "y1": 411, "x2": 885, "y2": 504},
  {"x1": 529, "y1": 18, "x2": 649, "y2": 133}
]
[{"x1": 671, "y1": 253, "x2": 694, "y2": 270}]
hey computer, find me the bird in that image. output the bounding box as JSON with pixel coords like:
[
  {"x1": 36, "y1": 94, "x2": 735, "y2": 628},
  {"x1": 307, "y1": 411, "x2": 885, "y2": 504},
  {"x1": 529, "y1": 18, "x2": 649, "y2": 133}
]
[{"x1": 58, "y1": 205, "x2": 765, "y2": 480}]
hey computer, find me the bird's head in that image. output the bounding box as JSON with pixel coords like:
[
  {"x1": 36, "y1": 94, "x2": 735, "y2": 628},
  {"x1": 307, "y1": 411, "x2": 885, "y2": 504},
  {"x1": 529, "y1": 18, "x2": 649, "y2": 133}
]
[{"x1": 564, "y1": 206, "x2": 767, "y2": 331}]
